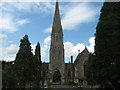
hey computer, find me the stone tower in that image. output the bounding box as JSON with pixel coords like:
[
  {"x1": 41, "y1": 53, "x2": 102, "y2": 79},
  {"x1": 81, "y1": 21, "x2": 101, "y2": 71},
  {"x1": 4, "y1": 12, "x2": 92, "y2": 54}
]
[{"x1": 48, "y1": 1, "x2": 65, "y2": 84}]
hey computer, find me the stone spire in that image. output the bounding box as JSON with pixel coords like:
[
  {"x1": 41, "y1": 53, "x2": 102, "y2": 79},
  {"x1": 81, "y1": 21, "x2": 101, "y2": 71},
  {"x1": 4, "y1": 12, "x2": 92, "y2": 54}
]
[
  {"x1": 52, "y1": 0, "x2": 62, "y2": 33},
  {"x1": 49, "y1": 0, "x2": 65, "y2": 84}
]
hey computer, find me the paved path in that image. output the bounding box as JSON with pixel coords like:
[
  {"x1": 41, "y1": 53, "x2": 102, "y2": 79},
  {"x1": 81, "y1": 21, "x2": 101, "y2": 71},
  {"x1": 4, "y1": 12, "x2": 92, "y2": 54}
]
[{"x1": 50, "y1": 85, "x2": 74, "y2": 90}]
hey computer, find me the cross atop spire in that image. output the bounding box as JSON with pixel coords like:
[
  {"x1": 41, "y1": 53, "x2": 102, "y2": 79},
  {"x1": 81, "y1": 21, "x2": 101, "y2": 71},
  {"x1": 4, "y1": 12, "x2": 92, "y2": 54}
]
[{"x1": 52, "y1": 0, "x2": 62, "y2": 33}]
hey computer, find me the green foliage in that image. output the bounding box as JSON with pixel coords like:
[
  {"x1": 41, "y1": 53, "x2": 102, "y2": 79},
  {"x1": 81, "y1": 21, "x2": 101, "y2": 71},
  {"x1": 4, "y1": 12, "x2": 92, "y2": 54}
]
[
  {"x1": 14, "y1": 35, "x2": 36, "y2": 87},
  {"x1": 2, "y1": 61, "x2": 17, "y2": 88},
  {"x1": 94, "y1": 2, "x2": 120, "y2": 89},
  {"x1": 2, "y1": 35, "x2": 42, "y2": 88},
  {"x1": 86, "y1": 53, "x2": 96, "y2": 85},
  {"x1": 33, "y1": 42, "x2": 42, "y2": 85},
  {"x1": 35, "y1": 42, "x2": 41, "y2": 63}
]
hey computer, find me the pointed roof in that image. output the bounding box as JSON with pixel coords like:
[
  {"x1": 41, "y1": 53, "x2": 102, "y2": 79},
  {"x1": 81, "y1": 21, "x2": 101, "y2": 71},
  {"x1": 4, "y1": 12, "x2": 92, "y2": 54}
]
[
  {"x1": 74, "y1": 47, "x2": 89, "y2": 65},
  {"x1": 84, "y1": 46, "x2": 89, "y2": 52},
  {"x1": 52, "y1": 0, "x2": 63, "y2": 33}
]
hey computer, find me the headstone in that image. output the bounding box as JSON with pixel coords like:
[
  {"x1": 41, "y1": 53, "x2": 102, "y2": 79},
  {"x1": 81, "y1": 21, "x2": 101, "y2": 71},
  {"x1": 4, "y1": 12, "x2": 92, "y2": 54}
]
[
  {"x1": 82, "y1": 80, "x2": 88, "y2": 88},
  {"x1": 44, "y1": 80, "x2": 48, "y2": 88},
  {"x1": 44, "y1": 80, "x2": 47, "y2": 86},
  {"x1": 25, "y1": 82, "x2": 30, "y2": 88}
]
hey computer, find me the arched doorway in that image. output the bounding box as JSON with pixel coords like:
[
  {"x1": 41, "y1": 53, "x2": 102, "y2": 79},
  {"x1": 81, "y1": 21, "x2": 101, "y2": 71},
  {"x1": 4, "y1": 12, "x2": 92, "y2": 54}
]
[{"x1": 53, "y1": 69, "x2": 61, "y2": 83}]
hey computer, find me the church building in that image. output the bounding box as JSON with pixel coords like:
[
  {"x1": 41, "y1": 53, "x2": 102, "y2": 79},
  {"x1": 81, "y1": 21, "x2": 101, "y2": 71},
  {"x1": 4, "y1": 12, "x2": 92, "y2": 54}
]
[{"x1": 41, "y1": 1, "x2": 89, "y2": 84}]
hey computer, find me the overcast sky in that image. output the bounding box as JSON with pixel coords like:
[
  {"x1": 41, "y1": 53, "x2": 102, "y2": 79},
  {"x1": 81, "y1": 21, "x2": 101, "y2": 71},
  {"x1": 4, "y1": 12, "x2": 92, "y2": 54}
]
[{"x1": 0, "y1": 0, "x2": 104, "y2": 62}]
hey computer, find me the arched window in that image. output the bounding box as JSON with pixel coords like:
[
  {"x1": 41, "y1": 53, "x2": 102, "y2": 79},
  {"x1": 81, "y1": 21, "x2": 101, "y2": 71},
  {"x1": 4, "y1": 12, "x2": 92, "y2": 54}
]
[
  {"x1": 53, "y1": 48, "x2": 56, "y2": 60},
  {"x1": 56, "y1": 36, "x2": 58, "y2": 41},
  {"x1": 43, "y1": 71, "x2": 45, "y2": 77},
  {"x1": 59, "y1": 48, "x2": 60, "y2": 58},
  {"x1": 68, "y1": 69, "x2": 71, "y2": 77},
  {"x1": 83, "y1": 61, "x2": 87, "y2": 77}
]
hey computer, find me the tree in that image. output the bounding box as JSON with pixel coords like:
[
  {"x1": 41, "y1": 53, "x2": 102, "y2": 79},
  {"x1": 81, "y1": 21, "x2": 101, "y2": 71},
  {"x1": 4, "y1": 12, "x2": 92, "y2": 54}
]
[
  {"x1": 86, "y1": 53, "x2": 96, "y2": 87},
  {"x1": 14, "y1": 35, "x2": 34, "y2": 88},
  {"x1": 2, "y1": 61, "x2": 17, "y2": 88},
  {"x1": 94, "y1": 2, "x2": 120, "y2": 89},
  {"x1": 34, "y1": 42, "x2": 41, "y2": 63},
  {"x1": 33, "y1": 42, "x2": 42, "y2": 87}
]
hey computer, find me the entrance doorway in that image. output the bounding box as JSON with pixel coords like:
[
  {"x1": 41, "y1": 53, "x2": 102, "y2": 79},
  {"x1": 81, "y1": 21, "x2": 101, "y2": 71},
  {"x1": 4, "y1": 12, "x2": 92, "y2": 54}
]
[{"x1": 53, "y1": 69, "x2": 61, "y2": 84}]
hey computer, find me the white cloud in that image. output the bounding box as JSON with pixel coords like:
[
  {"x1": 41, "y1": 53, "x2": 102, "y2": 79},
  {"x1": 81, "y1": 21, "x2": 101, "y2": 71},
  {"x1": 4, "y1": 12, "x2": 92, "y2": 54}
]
[
  {"x1": 41, "y1": 36, "x2": 51, "y2": 59},
  {"x1": 41, "y1": 45, "x2": 49, "y2": 58},
  {"x1": 10, "y1": 3, "x2": 34, "y2": 12},
  {"x1": 64, "y1": 42, "x2": 85, "y2": 58},
  {"x1": 72, "y1": 43, "x2": 85, "y2": 54},
  {"x1": 87, "y1": 37, "x2": 95, "y2": 53},
  {"x1": 4, "y1": 57, "x2": 15, "y2": 62},
  {"x1": 17, "y1": 19, "x2": 29, "y2": 25},
  {"x1": 4, "y1": 44, "x2": 18, "y2": 55},
  {"x1": 62, "y1": 3, "x2": 98, "y2": 30},
  {"x1": 31, "y1": 44, "x2": 36, "y2": 54},
  {"x1": 44, "y1": 36, "x2": 51, "y2": 44},
  {"x1": 0, "y1": 14, "x2": 29, "y2": 33},
  {"x1": 0, "y1": 16, "x2": 17, "y2": 32},
  {"x1": 0, "y1": 34, "x2": 18, "y2": 61},
  {"x1": 64, "y1": 42, "x2": 74, "y2": 57},
  {"x1": 0, "y1": 44, "x2": 18, "y2": 61},
  {"x1": 1, "y1": 2, "x2": 54, "y2": 14},
  {"x1": 64, "y1": 37, "x2": 95, "y2": 59},
  {"x1": 36, "y1": 2, "x2": 54, "y2": 14}
]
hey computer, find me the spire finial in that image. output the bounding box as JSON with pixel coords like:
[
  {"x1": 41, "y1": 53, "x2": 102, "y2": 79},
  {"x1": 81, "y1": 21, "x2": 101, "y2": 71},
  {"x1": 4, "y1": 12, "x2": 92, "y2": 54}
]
[{"x1": 56, "y1": 0, "x2": 58, "y2": 8}]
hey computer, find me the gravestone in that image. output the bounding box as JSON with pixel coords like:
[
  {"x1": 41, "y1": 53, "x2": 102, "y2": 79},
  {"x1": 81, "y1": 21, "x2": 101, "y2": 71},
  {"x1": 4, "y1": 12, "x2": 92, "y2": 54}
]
[
  {"x1": 25, "y1": 82, "x2": 30, "y2": 88},
  {"x1": 44, "y1": 80, "x2": 48, "y2": 88},
  {"x1": 82, "y1": 80, "x2": 88, "y2": 88}
]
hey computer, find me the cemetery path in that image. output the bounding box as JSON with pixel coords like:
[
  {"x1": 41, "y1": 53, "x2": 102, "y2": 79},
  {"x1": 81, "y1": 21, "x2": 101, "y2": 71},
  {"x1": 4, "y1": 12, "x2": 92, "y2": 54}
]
[{"x1": 50, "y1": 85, "x2": 74, "y2": 90}]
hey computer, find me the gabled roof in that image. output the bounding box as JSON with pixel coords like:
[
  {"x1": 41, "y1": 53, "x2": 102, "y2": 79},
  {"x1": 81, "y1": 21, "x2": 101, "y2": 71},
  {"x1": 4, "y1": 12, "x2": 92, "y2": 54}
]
[{"x1": 74, "y1": 47, "x2": 89, "y2": 65}]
